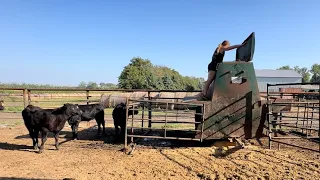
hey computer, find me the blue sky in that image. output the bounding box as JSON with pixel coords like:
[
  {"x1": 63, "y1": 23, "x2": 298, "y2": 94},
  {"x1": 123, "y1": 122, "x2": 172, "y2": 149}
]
[{"x1": 1, "y1": 0, "x2": 319, "y2": 86}]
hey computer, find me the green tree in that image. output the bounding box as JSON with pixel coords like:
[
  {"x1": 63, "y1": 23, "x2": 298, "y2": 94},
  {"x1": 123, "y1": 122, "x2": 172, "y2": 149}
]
[
  {"x1": 277, "y1": 65, "x2": 291, "y2": 70},
  {"x1": 105, "y1": 83, "x2": 118, "y2": 89},
  {"x1": 277, "y1": 65, "x2": 311, "y2": 83},
  {"x1": 86, "y1": 81, "x2": 98, "y2": 89},
  {"x1": 170, "y1": 70, "x2": 185, "y2": 90},
  {"x1": 99, "y1": 82, "x2": 106, "y2": 88},
  {"x1": 78, "y1": 81, "x2": 87, "y2": 88},
  {"x1": 162, "y1": 75, "x2": 174, "y2": 90},
  {"x1": 118, "y1": 57, "x2": 205, "y2": 90},
  {"x1": 293, "y1": 66, "x2": 310, "y2": 83},
  {"x1": 310, "y1": 63, "x2": 320, "y2": 82},
  {"x1": 118, "y1": 57, "x2": 155, "y2": 89}
]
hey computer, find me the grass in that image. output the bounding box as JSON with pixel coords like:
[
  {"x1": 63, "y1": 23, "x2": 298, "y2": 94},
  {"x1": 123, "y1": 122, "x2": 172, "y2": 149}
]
[
  {"x1": 0, "y1": 95, "x2": 172, "y2": 116},
  {"x1": 0, "y1": 120, "x2": 24, "y2": 127},
  {"x1": 2, "y1": 106, "x2": 25, "y2": 113}
]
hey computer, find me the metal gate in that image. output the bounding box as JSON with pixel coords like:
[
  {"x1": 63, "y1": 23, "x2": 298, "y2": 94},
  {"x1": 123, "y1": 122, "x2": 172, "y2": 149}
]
[
  {"x1": 124, "y1": 98, "x2": 205, "y2": 149},
  {"x1": 267, "y1": 82, "x2": 320, "y2": 152}
]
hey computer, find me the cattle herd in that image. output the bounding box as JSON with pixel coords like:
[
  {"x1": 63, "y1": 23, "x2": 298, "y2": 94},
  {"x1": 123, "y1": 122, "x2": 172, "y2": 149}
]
[{"x1": 21, "y1": 102, "x2": 139, "y2": 153}]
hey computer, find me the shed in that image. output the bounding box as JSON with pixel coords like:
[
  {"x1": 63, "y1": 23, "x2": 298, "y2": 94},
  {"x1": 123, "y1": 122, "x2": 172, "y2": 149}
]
[{"x1": 255, "y1": 69, "x2": 302, "y2": 92}]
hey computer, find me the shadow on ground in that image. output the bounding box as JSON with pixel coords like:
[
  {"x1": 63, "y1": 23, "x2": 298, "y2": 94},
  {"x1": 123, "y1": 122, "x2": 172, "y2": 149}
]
[
  {"x1": 0, "y1": 142, "x2": 32, "y2": 151},
  {"x1": 12, "y1": 124, "x2": 235, "y2": 151}
]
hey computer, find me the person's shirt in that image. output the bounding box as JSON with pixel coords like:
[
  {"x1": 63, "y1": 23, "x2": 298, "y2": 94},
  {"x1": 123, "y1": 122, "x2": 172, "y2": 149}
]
[{"x1": 211, "y1": 48, "x2": 225, "y2": 63}]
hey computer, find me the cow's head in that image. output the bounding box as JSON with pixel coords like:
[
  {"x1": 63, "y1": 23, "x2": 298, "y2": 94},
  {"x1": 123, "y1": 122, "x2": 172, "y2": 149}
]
[
  {"x1": 67, "y1": 114, "x2": 82, "y2": 126},
  {"x1": 62, "y1": 103, "x2": 83, "y2": 117}
]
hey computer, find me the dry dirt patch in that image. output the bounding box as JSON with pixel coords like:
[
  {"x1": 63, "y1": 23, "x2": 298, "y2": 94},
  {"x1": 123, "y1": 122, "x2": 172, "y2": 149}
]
[{"x1": 0, "y1": 114, "x2": 319, "y2": 180}]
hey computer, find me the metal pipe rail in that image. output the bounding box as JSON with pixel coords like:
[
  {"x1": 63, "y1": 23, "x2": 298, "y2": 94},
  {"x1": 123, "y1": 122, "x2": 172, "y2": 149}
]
[
  {"x1": 124, "y1": 98, "x2": 205, "y2": 149},
  {"x1": 267, "y1": 82, "x2": 320, "y2": 152}
]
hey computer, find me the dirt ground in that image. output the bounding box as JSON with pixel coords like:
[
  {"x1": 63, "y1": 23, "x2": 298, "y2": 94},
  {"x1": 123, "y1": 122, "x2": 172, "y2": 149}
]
[{"x1": 0, "y1": 113, "x2": 319, "y2": 180}]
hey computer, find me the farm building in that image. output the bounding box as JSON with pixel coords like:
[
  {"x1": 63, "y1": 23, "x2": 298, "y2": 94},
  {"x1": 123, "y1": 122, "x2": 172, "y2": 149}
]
[{"x1": 255, "y1": 69, "x2": 302, "y2": 92}]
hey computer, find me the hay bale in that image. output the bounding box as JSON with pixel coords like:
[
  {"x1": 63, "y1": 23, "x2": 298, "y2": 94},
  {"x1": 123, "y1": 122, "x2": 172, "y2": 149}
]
[
  {"x1": 108, "y1": 93, "x2": 132, "y2": 108},
  {"x1": 174, "y1": 92, "x2": 189, "y2": 110},
  {"x1": 155, "y1": 92, "x2": 175, "y2": 110},
  {"x1": 186, "y1": 92, "x2": 199, "y2": 97},
  {"x1": 149, "y1": 92, "x2": 159, "y2": 98},
  {"x1": 175, "y1": 92, "x2": 187, "y2": 99},
  {"x1": 131, "y1": 92, "x2": 148, "y2": 100},
  {"x1": 100, "y1": 93, "x2": 114, "y2": 108}
]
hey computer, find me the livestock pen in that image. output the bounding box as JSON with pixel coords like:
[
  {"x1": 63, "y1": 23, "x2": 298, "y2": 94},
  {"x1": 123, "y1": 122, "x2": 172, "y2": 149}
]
[
  {"x1": 1, "y1": 86, "x2": 318, "y2": 147},
  {"x1": 1, "y1": 87, "x2": 320, "y2": 180}
]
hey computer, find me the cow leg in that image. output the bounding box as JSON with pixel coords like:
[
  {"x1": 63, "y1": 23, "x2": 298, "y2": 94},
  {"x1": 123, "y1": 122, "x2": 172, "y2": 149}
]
[
  {"x1": 95, "y1": 111, "x2": 105, "y2": 136},
  {"x1": 35, "y1": 130, "x2": 40, "y2": 149},
  {"x1": 27, "y1": 128, "x2": 37, "y2": 150},
  {"x1": 39, "y1": 130, "x2": 48, "y2": 153},
  {"x1": 99, "y1": 111, "x2": 106, "y2": 135},
  {"x1": 32, "y1": 129, "x2": 40, "y2": 150},
  {"x1": 114, "y1": 125, "x2": 119, "y2": 135},
  {"x1": 97, "y1": 121, "x2": 101, "y2": 135},
  {"x1": 71, "y1": 122, "x2": 79, "y2": 140},
  {"x1": 102, "y1": 119, "x2": 106, "y2": 136},
  {"x1": 54, "y1": 131, "x2": 60, "y2": 150}
]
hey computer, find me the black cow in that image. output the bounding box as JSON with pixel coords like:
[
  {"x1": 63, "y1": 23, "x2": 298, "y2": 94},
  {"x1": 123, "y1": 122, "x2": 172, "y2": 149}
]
[
  {"x1": 67, "y1": 103, "x2": 105, "y2": 139},
  {"x1": 21, "y1": 103, "x2": 82, "y2": 153},
  {"x1": 112, "y1": 103, "x2": 139, "y2": 139}
]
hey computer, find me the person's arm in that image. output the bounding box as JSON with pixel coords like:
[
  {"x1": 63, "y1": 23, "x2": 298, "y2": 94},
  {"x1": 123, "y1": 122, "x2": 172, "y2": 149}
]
[
  {"x1": 223, "y1": 44, "x2": 242, "y2": 51},
  {"x1": 220, "y1": 41, "x2": 247, "y2": 52}
]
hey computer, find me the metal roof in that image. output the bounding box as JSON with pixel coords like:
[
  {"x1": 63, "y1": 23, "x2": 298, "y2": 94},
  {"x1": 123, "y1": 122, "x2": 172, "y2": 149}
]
[{"x1": 255, "y1": 69, "x2": 302, "y2": 78}]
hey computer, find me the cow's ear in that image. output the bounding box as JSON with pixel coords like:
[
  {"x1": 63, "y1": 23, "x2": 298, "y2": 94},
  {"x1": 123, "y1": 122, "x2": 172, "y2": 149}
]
[{"x1": 62, "y1": 104, "x2": 68, "y2": 109}]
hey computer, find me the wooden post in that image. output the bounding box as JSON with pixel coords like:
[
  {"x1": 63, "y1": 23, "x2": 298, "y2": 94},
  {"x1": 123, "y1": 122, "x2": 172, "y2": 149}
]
[
  {"x1": 148, "y1": 91, "x2": 152, "y2": 128},
  {"x1": 124, "y1": 98, "x2": 129, "y2": 151},
  {"x1": 27, "y1": 90, "x2": 31, "y2": 105},
  {"x1": 86, "y1": 90, "x2": 90, "y2": 127},
  {"x1": 86, "y1": 90, "x2": 90, "y2": 105},
  {"x1": 141, "y1": 103, "x2": 145, "y2": 130},
  {"x1": 23, "y1": 89, "x2": 27, "y2": 108}
]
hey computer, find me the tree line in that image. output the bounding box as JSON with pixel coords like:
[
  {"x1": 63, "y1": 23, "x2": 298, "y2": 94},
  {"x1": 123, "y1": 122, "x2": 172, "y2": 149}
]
[
  {"x1": 117, "y1": 57, "x2": 205, "y2": 90},
  {"x1": 1, "y1": 58, "x2": 318, "y2": 90},
  {"x1": 0, "y1": 82, "x2": 118, "y2": 90},
  {"x1": 277, "y1": 64, "x2": 320, "y2": 83}
]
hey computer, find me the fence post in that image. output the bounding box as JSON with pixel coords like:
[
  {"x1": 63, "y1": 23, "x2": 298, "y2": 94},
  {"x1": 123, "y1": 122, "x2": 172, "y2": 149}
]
[
  {"x1": 267, "y1": 83, "x2": 272, "y2": 149},
  {"x1": 141, "y1": 103, "x2": 145, "y2": 129},
  {"x1": 23, "y1": 89, "x2": 27, "y2": 108},
  {"x1": 27, "y1": 89, "x2": 31, "y2": 105},
  {"x1": 148, "y1": 91, "x2": 152, "y2": 128},
  {"x1": 86, "y1": 90, "x2": 90, "y2": 105}
]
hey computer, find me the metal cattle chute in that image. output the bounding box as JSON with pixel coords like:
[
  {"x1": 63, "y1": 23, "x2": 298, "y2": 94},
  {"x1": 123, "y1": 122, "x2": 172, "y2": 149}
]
[{"x1": 123, "y1": 32, "x2": 291, "y2": 151}]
